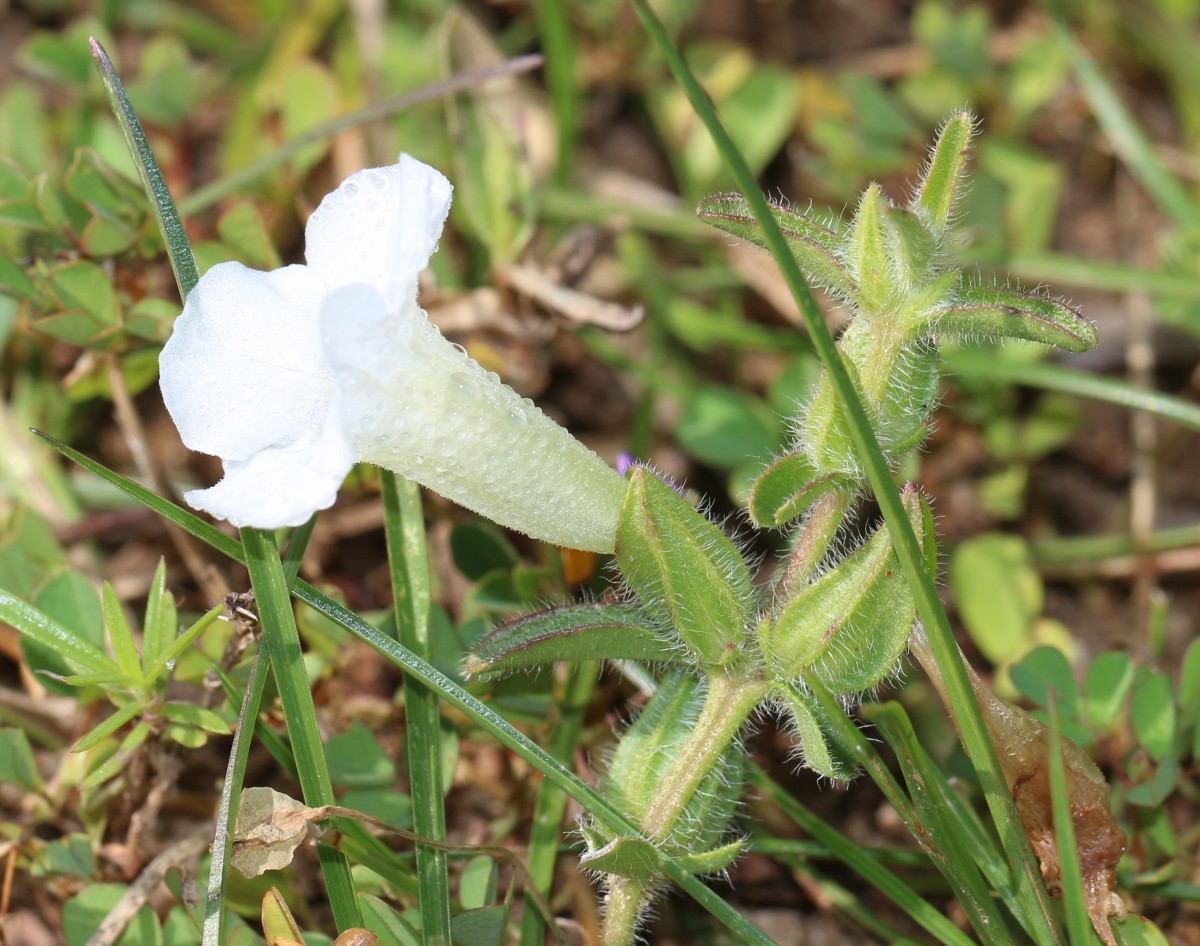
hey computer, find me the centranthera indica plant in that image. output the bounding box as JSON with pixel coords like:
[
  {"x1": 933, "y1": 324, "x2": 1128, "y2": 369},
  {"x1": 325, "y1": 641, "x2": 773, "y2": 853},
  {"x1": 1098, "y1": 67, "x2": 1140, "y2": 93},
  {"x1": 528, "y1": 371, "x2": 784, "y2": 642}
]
[{"x1": 465, "y1": 112, "x2": 1112, "y2": 946}]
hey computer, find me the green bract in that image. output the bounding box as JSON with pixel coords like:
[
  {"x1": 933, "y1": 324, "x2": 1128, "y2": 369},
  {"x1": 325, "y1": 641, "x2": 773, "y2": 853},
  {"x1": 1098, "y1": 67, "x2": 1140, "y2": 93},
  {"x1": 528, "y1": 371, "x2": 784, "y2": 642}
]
[{"x1": 616, "y1": 466, "x2": 754, "y2": 670}]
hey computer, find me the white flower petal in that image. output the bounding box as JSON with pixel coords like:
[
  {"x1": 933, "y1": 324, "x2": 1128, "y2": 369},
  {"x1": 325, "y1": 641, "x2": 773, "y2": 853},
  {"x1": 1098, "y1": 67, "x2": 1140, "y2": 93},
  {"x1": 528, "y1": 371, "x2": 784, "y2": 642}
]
[
  {"x1": 304, "y1": 155, "x2": 452, "y2": 310},
  {"x1": 320, "y1": 285, "x2": 625, "y2": 553},
  {"x1": 160, "y1": 261, "x2": 332, "y2": 462},
  {"x1": 183, "y1": 414, "x2": 354, "y2": 529}
]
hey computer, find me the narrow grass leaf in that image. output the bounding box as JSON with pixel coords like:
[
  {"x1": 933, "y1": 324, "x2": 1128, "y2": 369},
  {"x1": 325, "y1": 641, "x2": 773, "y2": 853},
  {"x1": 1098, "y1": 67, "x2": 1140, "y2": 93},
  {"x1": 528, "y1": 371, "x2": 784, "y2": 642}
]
[
  {"x1": 177, "y1": 56, "x2": 545, "y2": 217},
  {"x1": 89, "y1": 38, "x2": 199, "y2": 298},
  {"x1": 746, "y1": 764, "x2": 976, "y2": 946},
  {"x1": 520, "y1": 664, "x2": 595, "y2": 946},
  {"x1": 32, "y1": 431, "x2": 244, "y2": 563},
  {"x1": 241, "y1": 527, "x2": 361, "y2": 930},
  {"x1": 381, "y1": 472, "x2": 451, "y2": 946},
  {"x1": 869, "y1": 702, "x2": 1014, "y2": 946},
  {"x1": 0, "y1": 590, "x2": 122, "y2": 678},
  {"x1": 1050, "y1": 20, "x2": 1200, "y2": 231},
  {"x1": 1046, "y1": 697, "x2": 1101, "y2": 946},
  {"x1": 281, "y1": 515, "x2": 317, "y2": 588},
  {"x1": 940, "y1": 350, "x2": 1200, "y2": 433},
  {"x1": 533, "y1": 0, "x2": 578, "y2": 184},
  {"x1": 204, "y1": 651, "x2": 269, "y2": 946}
]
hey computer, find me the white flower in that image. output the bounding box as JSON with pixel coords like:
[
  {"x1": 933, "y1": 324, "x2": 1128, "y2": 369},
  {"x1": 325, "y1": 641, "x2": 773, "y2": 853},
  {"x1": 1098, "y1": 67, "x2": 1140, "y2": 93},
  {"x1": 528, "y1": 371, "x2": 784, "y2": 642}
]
[{"x1": 160, "y1": 155, "x2": 626, "y2": 553}]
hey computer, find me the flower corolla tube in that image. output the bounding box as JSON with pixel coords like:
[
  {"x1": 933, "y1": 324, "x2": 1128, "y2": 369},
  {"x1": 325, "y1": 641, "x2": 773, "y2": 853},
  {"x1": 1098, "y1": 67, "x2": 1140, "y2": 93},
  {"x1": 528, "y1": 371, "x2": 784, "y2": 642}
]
[{"x1": 159, "y1": 155, "x2": 626, "y2": 553}]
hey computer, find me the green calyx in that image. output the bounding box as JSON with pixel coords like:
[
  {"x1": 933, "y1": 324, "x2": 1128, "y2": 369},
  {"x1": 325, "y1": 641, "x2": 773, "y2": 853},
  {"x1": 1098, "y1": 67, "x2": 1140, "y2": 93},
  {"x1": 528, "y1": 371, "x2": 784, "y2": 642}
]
[
  {"x1": 584, "y1": 674, "x2": 746, "y2": 881},
  {"x1": 616, "y1": 466, "x2": 755, "y2": 671},
  {"x1": 760, "y1": 487, "x2": 932, "y2": 689}
]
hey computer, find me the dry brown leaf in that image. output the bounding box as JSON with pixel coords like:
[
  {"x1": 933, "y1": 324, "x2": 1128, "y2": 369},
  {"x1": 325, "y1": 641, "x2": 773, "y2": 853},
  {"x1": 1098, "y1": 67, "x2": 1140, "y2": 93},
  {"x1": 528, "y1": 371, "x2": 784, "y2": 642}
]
[
  {"x1": 970, "y1": 679, "x2": 1126, "y2": 946},
  {"x1": 232, "y1": 787, "x2": 334, "y2": 878}
]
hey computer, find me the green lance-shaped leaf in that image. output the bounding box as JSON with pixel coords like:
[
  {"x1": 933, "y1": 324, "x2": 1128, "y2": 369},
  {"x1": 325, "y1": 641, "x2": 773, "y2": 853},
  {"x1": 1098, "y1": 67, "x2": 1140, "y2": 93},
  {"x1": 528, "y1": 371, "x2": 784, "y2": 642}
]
[
  {"x1": 913, "y1": 109, "x2": 976, "y2": 234},
  {"x1": 838, "y1": 320, "x2": 940, "y2": 456},
  {"x1": 0, "y1": 589, "x2": 123, "y2": 680},
  {"x1": 616, "y1": 467, "x2": 754, "y2": 670},
  {"x1": 674, "y1": 837, "x2": 745, "y2": 876},
  {"x1": 846, "y1": 183, "x2": 895, "y2": 315},
  {"x1": 697, "y1": 192, "x2": 852, "y2": 298},
  {"x1": 602, "y1": 673, "x2": 699, "y2": 825},
  {"x1": 463, "y1": 602, "x2": 678, "y2": 678},
  {"x1": 746, "y1": 452, "x2": 855, "y2": 528},
  {"x1": 761, "y1": 487, "x2": 931, "y2": 692},
  {"x1": 928, "y1": 285, "x2": 1098, "y2": 352}
]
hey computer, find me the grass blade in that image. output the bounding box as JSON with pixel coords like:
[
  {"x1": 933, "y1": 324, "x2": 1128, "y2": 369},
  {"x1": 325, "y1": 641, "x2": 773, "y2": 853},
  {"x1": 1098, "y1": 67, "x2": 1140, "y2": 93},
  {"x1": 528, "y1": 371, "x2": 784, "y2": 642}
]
[
  {"x1": 1049, "y1": 18, "x2": 1200, "y2": 231},
  {"x1": 746, "y1": 764, "x2": 976, "y2": 946},
  {"x1": 1047, "y1": 696, "x2": 1101, "y2": 945},
  {"x1": 629, "y1": 5, "x2": 1062, "y2": 940},
  {"x1": 177, "y1": 56, "x2": 544, "y2": 217},
  {"x1": 519, "y1": 662, "x2": 596, "y2": 946},
  {"x1": 32, "y1": 431, "x2": 243, "y2": 562},
  {"x1": 89, "y1": 38, "x2": 199, "y2": 299},
  {"x1": 203, "y1": 650, "x2": 269, "y2": 946},
  {"x1": 868, "y1": 702, "x2": 1015, "y2": 946},
  {"x1": 241, "y1": 527, "x2": 361, "y2": 931},
  {"x1": 281, "y1": 515, "x2": 318, "y2": 588},
  {"x1": 381, "y1": 472, "x2": 451, "y2": 945},
  {"x1": 964, "y1": 250, "x2": 1200, "y2": 302},
  {"x1": 1032, "y1": 522, "x2": 1200, "y2": 569},
  {"x1": 941, "y1": 349, "x2": 1200, "y2": 432},
  {"x1": 533, "y1": 0, "x2": 579, "y2": 184}
]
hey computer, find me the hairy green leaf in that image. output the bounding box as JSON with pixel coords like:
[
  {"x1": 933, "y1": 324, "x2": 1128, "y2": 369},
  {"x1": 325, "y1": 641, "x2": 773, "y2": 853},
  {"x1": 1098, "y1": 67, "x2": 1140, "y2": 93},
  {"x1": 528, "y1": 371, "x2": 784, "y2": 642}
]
[
  {"x1": 746, "y1": 452, "x2": 853, "y2": 528},
  {"x1": 465, "y1": 603, "x2": 675, "y2": 677},
  {"x1": 932, "y1": 285, "x2": 1097, "y2": 352},
  {"x1": 697, "y1": 193, "x2": 852, "y2": 297}
]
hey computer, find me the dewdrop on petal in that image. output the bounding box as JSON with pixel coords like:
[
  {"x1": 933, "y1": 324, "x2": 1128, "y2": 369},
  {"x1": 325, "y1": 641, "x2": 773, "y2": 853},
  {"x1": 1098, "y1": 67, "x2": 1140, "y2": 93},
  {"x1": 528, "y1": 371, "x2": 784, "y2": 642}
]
[{"x1": 159, "y1": 155, "x2": 626, "y2": 553}]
